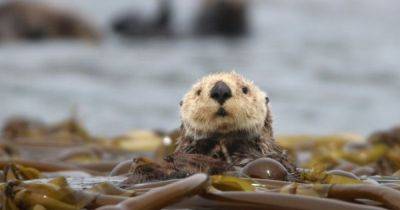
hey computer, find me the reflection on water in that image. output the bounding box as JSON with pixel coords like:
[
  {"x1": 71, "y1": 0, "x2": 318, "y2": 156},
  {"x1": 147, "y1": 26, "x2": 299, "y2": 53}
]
[{"x1": 0, "y1": 0, "x2": 400, "y2": 136}]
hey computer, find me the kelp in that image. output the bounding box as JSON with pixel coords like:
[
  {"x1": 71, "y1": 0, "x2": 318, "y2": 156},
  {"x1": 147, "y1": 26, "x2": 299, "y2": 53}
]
[
  {"x1": 340, "y1": 144, "x2": 388, "y2": 166},
  {"x1": 302, "y1": 164, "x2": 362, "y2": 184},
  {"x1": 0, "y1": 178, "x2": 82, "y2": 210},
  {"x1": 2, "y1": 164, "x2": 42, "y2": 182},
  {"x1": 56, "y1": 147, "x2": 103, "y2": 164},
  {"x1": 1, "y1": 173, "x2": 400, "y2": 210},
  {"x1": 211, "y1": 175, "x2": 255, "y2": 192},
  {"x1": 303, "y1": 143, "x2": 387, "y2": 171},
  {"x1": 279, "y1": 183, "x2": 330, "y2": 198},
  {"x1": 109, "y1": 130, "x2": 163, "y2": 152},
  {"x1": 0, "y1": 160, "x2": 104, "y2": 176},
  {"x1": 0, "y1": 176, "x2": 133, "y2": 210},
  {"x1": 294, "y1": 126, "x2": 400, "y2": 177},
  {"x1": 328, "y1": 184, "x2": 400, "y2": 210},
  {"x1": 212, "y1": 176, "x2": 400, "y2": 209},
  {"x1": 302, "y1": 153, "x2": 340, "y2": 171},
  {"x1": 277, "y1": 133, "x2": 363, "y2": 151},
  {"x1": 98, "y1": 174, "x2": 209, "y2": 210},
  {"x1": 88, "y1": 182, "x2": 135, "y2": 197},
  {"x1": 1, "y1": 117, "x2": 400, "y2": 209},
  {"x1": 1, "y1": 117, "x2": 93, "y2": 144}
]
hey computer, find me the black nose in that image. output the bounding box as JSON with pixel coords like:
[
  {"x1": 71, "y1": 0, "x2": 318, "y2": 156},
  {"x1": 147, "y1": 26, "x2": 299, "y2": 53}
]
[{"x1": 210, "y1": 81, "x2": 232, "y2": 105}]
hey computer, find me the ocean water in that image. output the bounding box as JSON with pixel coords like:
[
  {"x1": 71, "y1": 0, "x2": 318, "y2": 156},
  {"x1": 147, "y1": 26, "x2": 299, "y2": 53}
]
[{"x1": 0, "y1": 0, "x2": 399, "y2": 137}]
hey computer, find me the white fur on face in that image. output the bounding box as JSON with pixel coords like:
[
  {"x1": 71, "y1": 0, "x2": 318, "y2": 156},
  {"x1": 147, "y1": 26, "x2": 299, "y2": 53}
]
[{"x1": 180, "y1": 72, "x2": 268, "y2": 138}]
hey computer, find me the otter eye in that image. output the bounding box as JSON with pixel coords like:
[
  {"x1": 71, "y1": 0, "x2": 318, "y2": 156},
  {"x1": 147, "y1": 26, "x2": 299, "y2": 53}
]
[
  {"x1": 179, "y1": 101, "x2": 183, "y2": 106},
  {"x1": 242, "y1": 87, "x2": 249, "y2": 94},
  {"x1": 265, "y1": 97, "x2": 270, "y2": 104},
  {"x1": 196, "y1": 89, "x2": 201, "y2": 96}
]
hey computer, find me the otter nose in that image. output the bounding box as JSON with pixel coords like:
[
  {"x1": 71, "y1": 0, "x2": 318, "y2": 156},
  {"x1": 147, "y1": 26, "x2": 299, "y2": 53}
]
[{"x1": 210, "y1": 81, "x2": 232, "y2": 105}]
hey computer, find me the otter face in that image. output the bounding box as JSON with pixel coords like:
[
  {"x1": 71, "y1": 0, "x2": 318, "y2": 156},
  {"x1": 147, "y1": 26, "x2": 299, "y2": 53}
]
[{"x1": 180, "y1": 72, "x2": 269, "y2": 137}]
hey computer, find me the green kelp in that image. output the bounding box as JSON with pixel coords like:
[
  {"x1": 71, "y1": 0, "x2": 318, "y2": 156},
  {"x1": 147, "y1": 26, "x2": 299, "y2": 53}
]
[
  {"x1": 0, "y1": 176, "x2": 132, "y2": 210},
  {"x1": 1, "y1": 116, "x2": 400, "y2": 209},
  {"x1": 2, "y1": 164, "x2": 42, "y2": 182},
  {"x1": 211, "y1": 175, "x2": 255, "y2": 192},
  {"x1": 1, "y1": 117, "x2": 93, "y2": 144},
  {"x1": 291, "y1": 127, "x2": 400, "y2": 177},
  {"x1": 302, "y1": 164, "x2": 362, "y2": 184},
  {"x1": 0, "y1": 178, "x2": 82, "y2": 210},
  {"x1": 0, "y1": 173, "x2": 400, "y2": 210}
]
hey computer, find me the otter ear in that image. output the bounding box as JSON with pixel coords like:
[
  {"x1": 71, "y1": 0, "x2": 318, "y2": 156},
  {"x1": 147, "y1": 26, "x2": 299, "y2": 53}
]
[
  {"x1": 265, "y1": 97, "x2": 270, "y2": 104},
  {"x1": 179, "y1": 101, "x2": 183, "y2": 106}
]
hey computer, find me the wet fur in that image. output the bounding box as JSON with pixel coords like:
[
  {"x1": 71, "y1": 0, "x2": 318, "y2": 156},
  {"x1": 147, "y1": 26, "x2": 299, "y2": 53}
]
[
  {"x1": 126, "y1": 72, "x2": 299, "y2": 183},
  {"x1": 177, "y1": 72, "x2": 298, "y2": 179}
]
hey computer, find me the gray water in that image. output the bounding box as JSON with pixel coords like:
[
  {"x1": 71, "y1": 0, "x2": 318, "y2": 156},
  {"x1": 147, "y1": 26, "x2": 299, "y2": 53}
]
[{"x1": 0, "y1": 0, "x2": 400, "y2": 137}]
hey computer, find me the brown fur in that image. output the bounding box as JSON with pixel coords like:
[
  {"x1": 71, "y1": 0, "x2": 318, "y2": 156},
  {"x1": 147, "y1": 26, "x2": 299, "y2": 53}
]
[{"x1": 123, "y1": 154, "x2": 231, "y2": 185}]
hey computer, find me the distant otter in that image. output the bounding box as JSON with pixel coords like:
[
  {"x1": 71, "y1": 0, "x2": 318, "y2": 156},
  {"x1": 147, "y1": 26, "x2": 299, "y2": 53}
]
[
  {"x1": 0, "y1": 1, "x2": 100, "y2": 42},
  {"x1": 112, "y1": 0, "x2": 172, "y2": 37},
  {"x1": 176, "y1": 72, "x2": 298, "y2": 178},
  {"x1": 195, "y1": 0, "x2": 248, "y2": 36}
]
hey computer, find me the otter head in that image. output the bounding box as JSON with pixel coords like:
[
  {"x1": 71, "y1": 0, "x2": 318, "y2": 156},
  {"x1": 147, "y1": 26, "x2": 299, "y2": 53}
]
[{"x1": 180, "y1": 72, "x2": 272, "y2": 139}]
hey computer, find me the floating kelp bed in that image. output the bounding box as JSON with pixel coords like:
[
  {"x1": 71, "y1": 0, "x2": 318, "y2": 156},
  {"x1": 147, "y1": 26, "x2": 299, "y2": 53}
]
[
  {"x1": 1, "y1": 117, "x2": 400, "y2": 209},
  {"x1": 2, "y1": 173, "x2": 400, "y2": 210}
]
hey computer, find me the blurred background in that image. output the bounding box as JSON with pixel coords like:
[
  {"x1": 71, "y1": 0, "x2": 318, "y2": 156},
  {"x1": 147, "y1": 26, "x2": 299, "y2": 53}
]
[{"x1": 0, "y1": 0, "x2": 399, "y2": 137}]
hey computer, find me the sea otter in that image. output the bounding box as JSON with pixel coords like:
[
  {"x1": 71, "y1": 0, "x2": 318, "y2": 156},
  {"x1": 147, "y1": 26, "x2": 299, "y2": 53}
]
[
  {"x1": 124, "y1": 72, "x2": 298, "y2": 184},
  {"x1": 176, "y1": 72, "x2": 297, "y2": 176},
  {"x1": 111, "y1": 0, "x2": 172, "y2": 38},
  {"x1": 195, "y1": 0, "x2": 248, "y2": 37},
  {"x1": 0, "y1": 1, "x2": 100, "y2": 42}
]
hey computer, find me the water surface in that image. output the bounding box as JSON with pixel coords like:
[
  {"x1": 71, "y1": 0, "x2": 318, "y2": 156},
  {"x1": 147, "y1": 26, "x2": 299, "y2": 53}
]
[{"x1": 0, "y1": 0, "x2": 399, "y2": 136}]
